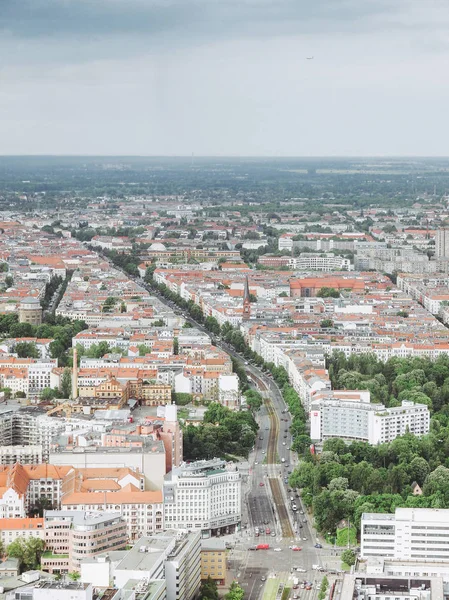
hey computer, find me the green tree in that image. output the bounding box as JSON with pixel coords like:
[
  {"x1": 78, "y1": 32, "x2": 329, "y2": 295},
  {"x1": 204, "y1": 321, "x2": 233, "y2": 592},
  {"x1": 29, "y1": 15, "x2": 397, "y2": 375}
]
[
  {"x1": 225, "y1": 582, "x2": 245, "y2": 600},
  {"x1": 14, "y1": 342, "x2": 40, "y2": 359},
  {"x1": 7, "y1": 537, "x2": 45, "y2": 572},
  {"x1": 60, "y1": 368, "x2": 72, "y2": 398},
  {"x1": 68, "y1": 571, "x2": 81, "y2": 581},
  {"x1": 320, "y1": 319, "x2": 334, "y2": 329},
  {"x1": 199, "y1": 576, "x2": 219, "y2": 600},
  {"x1": 40, "y1": 387, "x2": 59, "y2": 401},
  {"x1": 317, "y1": 287, "x2": 340, "y2": 298},
  {"x1": 341, "y1": 549, "x2": 356, "y2": 566},
  {"x1": 173, "y1": 337, "x2": 179, "y2": 355}
]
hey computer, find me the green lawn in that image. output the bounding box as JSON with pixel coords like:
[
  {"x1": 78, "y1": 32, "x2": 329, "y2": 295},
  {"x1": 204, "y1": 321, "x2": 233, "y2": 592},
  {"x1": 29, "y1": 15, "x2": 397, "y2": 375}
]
[{"x1": 42, "y1": 551, "x2": 69, "y2": 559}]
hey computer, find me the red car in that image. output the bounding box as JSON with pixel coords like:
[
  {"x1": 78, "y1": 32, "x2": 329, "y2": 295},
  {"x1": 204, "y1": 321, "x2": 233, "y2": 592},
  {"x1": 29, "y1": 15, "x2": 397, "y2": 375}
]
[
  {"x1": 265, "y1": 528, "x2": 271, "y2": 535},
  {"x1": 290, "y1": 546, "x2": 302, "y2": 551},
  {"x1": 259, "y1": 482, "x2": 265, "y2": 487}
]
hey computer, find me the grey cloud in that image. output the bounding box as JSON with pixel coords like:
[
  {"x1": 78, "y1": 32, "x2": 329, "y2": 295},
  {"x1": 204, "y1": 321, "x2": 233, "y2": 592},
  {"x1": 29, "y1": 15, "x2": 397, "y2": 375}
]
[{"x1": 1, "y1": 0, "x2": 405, "y2": 41}]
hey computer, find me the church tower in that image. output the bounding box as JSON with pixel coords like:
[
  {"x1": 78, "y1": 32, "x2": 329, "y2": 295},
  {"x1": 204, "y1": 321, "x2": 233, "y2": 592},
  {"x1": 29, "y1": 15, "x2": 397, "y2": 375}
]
[{"x1": 242, "y1": 275, "x2": 251, "y2": 321}]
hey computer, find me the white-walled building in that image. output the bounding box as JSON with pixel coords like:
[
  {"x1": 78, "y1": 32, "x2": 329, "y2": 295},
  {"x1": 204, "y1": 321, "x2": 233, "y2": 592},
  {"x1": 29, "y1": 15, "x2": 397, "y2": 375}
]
[
  {"x1": 163, "y1": 459, "x2": 241, "y2": 536},
  {"x1": 310, "y1": 392, "x2": 430, "y2": 444},
  {"x1": 361, "y1": 508, "x2": 449, "y2": 561}
]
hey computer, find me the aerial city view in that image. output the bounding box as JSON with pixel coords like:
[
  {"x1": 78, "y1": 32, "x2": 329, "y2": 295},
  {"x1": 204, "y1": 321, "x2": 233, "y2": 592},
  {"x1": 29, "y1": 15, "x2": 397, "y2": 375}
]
[{"x1": 2, "y1": 2, "x2": 449, "y2": 600}]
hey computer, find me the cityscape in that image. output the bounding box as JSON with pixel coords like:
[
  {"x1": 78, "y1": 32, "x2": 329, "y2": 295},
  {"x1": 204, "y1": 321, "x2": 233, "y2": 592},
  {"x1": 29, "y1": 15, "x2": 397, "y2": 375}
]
[{"x1": 0, "y1": 156, "x2": 449, "y2": 600}]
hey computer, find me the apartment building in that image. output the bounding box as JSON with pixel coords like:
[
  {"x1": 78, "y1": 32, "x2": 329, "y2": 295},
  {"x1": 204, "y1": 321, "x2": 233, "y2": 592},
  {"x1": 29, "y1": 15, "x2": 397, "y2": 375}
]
[
  {"x1": 43, "y1": 510, "x2": 128, "y2": 573},
  {"x1": 310, "y1": 393, "x2": 430, "y2": 444},
  {"x1": 11, "y1": 582, "x2": 94, "y2": 600},
  {"x1": 163, "y1": 459, "x2": 241, "y2": 536},
  {"x1": 361, "y1": 508, "x2": 449, "y2": 561},
  {"x1": 0, "y1": 445, "x2": 43, "y2": 465},
  {"x1": 113, "y1": 531, "x2": 201, "y2": 600},
  {"x1": 0, "y1": 517, "x2": 45, "y2": 547},
  {"x1": 200, "y1": 538, "x2": 226, "y2": 585}
]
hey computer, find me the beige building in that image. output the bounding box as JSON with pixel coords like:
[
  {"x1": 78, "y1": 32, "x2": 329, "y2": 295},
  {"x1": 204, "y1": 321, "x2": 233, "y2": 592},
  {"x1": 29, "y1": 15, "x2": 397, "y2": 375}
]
[
  {"x1": 18, "y1": 297, "x2": 43, "y2": 325},
  {"x1": 0, "y1": 517, "x2": 45, "y2": 547},
  {"x1": 201, "y1": 538, "x2": 226, "y2": 585}
]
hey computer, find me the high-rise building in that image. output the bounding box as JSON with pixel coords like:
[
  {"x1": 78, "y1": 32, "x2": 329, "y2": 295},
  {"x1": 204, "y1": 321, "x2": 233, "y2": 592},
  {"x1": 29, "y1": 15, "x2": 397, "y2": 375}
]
[{"x1": 435, "y1": 228, "x2": 449, "y2": 258}]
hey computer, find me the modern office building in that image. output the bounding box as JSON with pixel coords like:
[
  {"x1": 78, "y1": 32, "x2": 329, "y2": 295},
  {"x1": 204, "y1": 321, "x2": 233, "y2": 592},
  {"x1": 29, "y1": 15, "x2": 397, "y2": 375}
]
[
  {"x1": 163, "y1": 459, "x2": 241, "y2": 536},
  {"x1": 361, "y1": 508, "x2": 449, "y2": 561},
  {"x1": 43, "y1": 510, "x2": 128, "y2": 574},
  {"x1": 310, "y1": 392, "x2": 430, "y2": 444}
]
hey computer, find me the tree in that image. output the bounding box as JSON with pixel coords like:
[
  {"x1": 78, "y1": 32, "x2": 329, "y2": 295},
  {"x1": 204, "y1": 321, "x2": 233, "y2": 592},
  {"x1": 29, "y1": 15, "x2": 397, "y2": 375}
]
[
  {"x1": 29, "y1": 496, "x2": 54, "y2": 517},
  {"x1": 317, "y1": 287, "x2": 340, "y2": 298},
  {"x1": 4, "y1": 275, "x2": 13, "y2": 288},
  {"x1": 341, "y1": 549, "x2": 356, "y2": 567},
  {"x1": 40, "y1": 387, "x2": 59, "y2": 401},
  {"x1": 225, "y1": 582, "x2": 245, "y2": 600},
  {"x1": 7, "y1": 537, "x2": 45, "y2": 572},
  {"x1": 60, "y1": 368, "x2": 72, "y2": 398},
  {"x1": 68, "y1": 572, "x2": 81, "y2": 581},
  {"x1": 199, "y1": 576, "x2": 219, "y2": 600},
  {"x1": 173, "y1": 337, "x2": 179, "y2": 355},
  {"x1": 320, "y1": 319, "x2": 334, "y2": 329},
  {"x1": 14, "y1": 342, "x2": 39, "y2": 359}
]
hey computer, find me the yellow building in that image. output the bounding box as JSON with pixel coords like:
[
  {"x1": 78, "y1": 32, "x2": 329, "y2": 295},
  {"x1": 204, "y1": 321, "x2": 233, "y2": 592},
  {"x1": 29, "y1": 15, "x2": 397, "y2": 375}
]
[{"x1": 200, "y1": 539, "x2": 226, "y2": 585}]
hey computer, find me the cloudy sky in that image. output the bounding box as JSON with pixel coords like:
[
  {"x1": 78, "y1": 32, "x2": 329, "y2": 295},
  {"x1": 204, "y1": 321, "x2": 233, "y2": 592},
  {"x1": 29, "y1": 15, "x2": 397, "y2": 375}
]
[{"x1": 1, "y1": 0, "x2": 449, "y2": 156}]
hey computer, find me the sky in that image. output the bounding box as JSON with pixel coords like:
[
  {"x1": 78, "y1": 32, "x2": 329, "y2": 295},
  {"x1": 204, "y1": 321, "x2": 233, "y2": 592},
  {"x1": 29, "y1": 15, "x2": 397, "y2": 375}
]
[{"x1": 1, "y1": 0, "x2": 449, "y2": 156}]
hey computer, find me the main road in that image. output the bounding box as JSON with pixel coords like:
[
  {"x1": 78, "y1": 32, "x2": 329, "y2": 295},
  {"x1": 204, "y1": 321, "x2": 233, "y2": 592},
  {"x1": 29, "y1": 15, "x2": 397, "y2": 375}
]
[{"x1": 128, "y1": 275, "x2": 327, "y2": 597}]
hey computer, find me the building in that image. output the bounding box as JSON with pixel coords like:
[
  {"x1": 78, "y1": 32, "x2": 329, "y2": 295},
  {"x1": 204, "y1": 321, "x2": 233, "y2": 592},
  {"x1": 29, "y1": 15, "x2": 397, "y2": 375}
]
[
  {"x1": 113, "y1": 532, "x2": 201, "y2": 600},
  {"x1": 0, "y1": 518, "x2": 45, "y2": 547},
  {"x1": 18, "y1": 297, "x2": 43, "y2": 325},
  {"x1": 436, "y1": 228, "x2": 449, "y2": 259},
  {"x1": 43, "y1": 510, "x2": 128, "y2": 574},
  {"x1": 310, "y1": 392, "x2": 430, "y2": 444},
  {"x1": 340, "y1": 573, "x2": 442, "y2": 600},
  {"x1": 50, "y1": 440, "x2": 167, "y2": 490},
  {"x1": 11, "y1": 582, "x2": 93, "y2": 600},
  {"x1": 0, "y1": 445, "x2": 43, "y2": 465},
  {"x1": 0, "y1": 558, "x2": 20, "y2": 579},
  {"x1": 361, "y1": 508, "x2": 449, "y2": 561},
  {"x1": 163, "y1": 459, "x2": 241, "y2": 536},
  {"x1": 200, "y1": 538, "x2": 226, "y2": 585}
]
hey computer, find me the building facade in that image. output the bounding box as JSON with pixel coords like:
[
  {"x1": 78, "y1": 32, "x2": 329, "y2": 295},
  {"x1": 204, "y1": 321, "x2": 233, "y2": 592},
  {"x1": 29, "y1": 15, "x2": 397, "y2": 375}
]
[
  {"x1": 163, "y1": 459, "x2": 241, "y2": 536},
  {"x1": 361, "y1": 508, "x2": 449, "y2": 561}
]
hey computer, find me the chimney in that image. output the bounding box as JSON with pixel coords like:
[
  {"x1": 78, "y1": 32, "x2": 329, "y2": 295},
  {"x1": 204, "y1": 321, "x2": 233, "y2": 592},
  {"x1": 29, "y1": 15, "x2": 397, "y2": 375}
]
[{"x1": 72, "y1": 347, "x2": 78, "y2": 399}]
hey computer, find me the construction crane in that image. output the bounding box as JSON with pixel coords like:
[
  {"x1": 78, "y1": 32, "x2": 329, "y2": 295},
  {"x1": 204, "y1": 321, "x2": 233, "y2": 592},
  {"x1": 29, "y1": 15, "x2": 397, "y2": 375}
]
[{"x1": 46, "y1": 403, "x2": 74, "y2": 418}]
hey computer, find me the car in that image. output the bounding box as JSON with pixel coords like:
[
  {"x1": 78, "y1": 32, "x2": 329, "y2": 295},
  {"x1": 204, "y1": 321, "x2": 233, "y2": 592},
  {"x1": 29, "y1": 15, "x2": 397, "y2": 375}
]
[
  {"x1": 265, "y1": 427, "x2": 269, "y2": 430},
  {"x1": 284, "y1": 435, "x2": 287, "y2": 438},
  {"x1": 303, "y1": 518, "x2": 307, "y2": 523},
  {"x1": 255, "y1": 461, "x2": 258, "y2": 465},
  {"x1": 293, "y1": 595, "x2": 299, "y2": 599},
  {"x1": 262, "y1": 451, "x2": 266, "y2": 454},
  {"x1": 306, "y1": 585, "x2": 312, "y2": 590},
  {"x1": 302, "y1": 537, "x2": 307, "y2": 541},
  {"x1": 284, "y1": 429, "x2": 288, "y2": 432},
  {"x1": 271, "y1": 532, "x2": 276, "y2": 537},
  {"x1": 261, "y1": 576, "x2": 266, "y2": 581},
  {"x1": 282, "y1": 442, "x2": 286, "y2": 446},
  {"x1": 259, "y1": 436, "x2": 263, "y2": 440},
  {"x1": 274, "y1": 547, "x2": 282, "y2": 552},
  {"x1": 265, "y1": 528, "x2": 271, "y2": 534},
  {"x1": 286, "y1": 447, "x2": 290, "y2": 450},
  {"x1": 289, "y1": 546, "x2": 302, "y2": 551},
  {"x1": 299, "y1": 511, "x2": 304, "y2": 515},
  {"x1": 314, "y1": 543, "x2": 322, "y2": 549},
  {"x1": 259, "y1": 482, "x2": 265, "y2": 487}
]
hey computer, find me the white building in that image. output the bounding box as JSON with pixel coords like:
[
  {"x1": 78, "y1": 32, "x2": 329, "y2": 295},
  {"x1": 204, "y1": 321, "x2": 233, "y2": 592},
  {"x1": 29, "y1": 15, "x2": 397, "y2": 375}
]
[
  {"x1": 11, "y1": 582, "x2": 93, "y2": 600},
  {"x1": 289, "y1": 253, "x2": 352, "y2": 271},
  {"x1": 361, "y1": 508, "x2": 449, "y2": 561},
  {"x1": 310, "y1": 392, "x2": 430, "y2": 444},
  {"x1": 436, "y1": 228, "x2": 449, "y2": 259},
  {"x1": 163, "y1": 459, "x2": 241, "y2": 536},
  {"x1": 113, "y1": 531, "x2": 200, "y2": 600}
]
